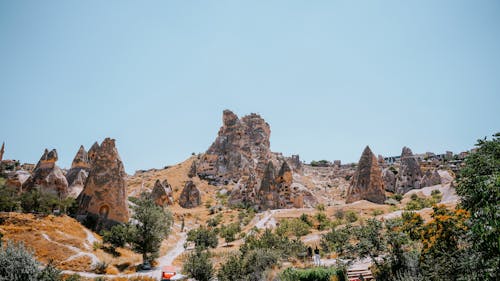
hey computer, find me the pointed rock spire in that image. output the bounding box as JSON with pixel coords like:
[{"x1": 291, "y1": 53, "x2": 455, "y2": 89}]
[
  {"x1": 76, "y1": 138, "x2": 129, "y2": 231},
  {"x1": 346, "y1": 146, "x2": 386, "y2": 204},
  {"x1": 22, "y1": 148, "x2": 68, "y2": 198}
]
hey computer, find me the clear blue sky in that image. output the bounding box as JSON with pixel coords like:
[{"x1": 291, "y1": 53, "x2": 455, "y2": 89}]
[{"x1": 1, "y1": 1, "x2": 499, "y2": 173}]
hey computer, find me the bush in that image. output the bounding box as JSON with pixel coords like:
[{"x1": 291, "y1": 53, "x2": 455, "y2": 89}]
[
  {"x1": 315, "y1": 212, "x2": 330, "y2": 230},
  {"x1": 372, "y1": 209, "x2": 384, "y2": 216},
  {"x1": 0, "y1": 240, "x2": 41, "y2": 281},
  {"x1": 102, "y1": 224, "x2": 129, "y2": 249},
  {"x1": 38, "y1": 260, "x2": 62, "y2": 281},
  {"x1": 182, "y1": 250, "x2": 213, "y2": 281},
  {"x1": 187, "y1": 227, "x2": 218, "y2": 250},
  {"x1": 390, "y1": 194, "x2": 403, "y2": 202},
  {"x1": 276, "y1": 218, "x2": 311, "y2": 238},
  {"x1": 345, "y1": 211, "x2": 358, "y2": 223},
  {"x1": 220, "y1": 223, "x2": 241, "y2": 246},
  {"x1": 334, "y1": 209, "x2": 345, "y2": 220},
  {"x1": 280, "y1": 266, "x2": 347, "y2": 281},
  {"x1": 93, "y1": 261, "x2": 108, "y2": 274}
]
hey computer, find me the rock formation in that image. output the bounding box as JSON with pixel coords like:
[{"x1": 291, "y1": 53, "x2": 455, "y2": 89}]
[
  {"x1": 151, "y1": 179, "x2": 174, "y2": 207},
  {"x1": 346, "y1": 146, "x2": 386, "y2": 204},
  {"x1": 395, "y1": 147, "x2": 423, "y2": 194},
  {"x1": 76, "y1": 138, "x2": 129, "y2": 230},
  {"x1": 87, "y1": 142, "x2": 99, "y2": 163},
  {"x1": 420, "y1": 169, "x2": 442, "y2": 187},
  {"x1": 254, "y1": 161, "x2": 317, "y2": 210},
  {"x1": 178, "y1": 180, "x2": 201, "y2": 208},
  {"x1": 228, "y1": 173, "x2": 258, "y2": 207},
  {"x1": 257, "y1": 161, "x2": 278, "y2": 209},
  {"x1": 197, "y1": 110, "x2": 272, "y2": 185},
  {"x1": 65, "y1": 145, "x2": 91, "y2": 197},
  {"x1": 5, "y1": 170, "x2": 31, "y2": 190},
  {"x1": 0, "y1": 142, "x2": 4, "y2": 162},
  {"x1": 188, "y1": 160, "x2": 197, "y2": 178},
  {"x1": 22, "y1": 149, "x2": 69, "y2": 198},
  {"x1": 382, "y1": 168, "x2": 397, "y2": 193}
]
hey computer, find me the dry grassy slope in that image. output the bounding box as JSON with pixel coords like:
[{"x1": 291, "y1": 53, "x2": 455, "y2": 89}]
[{"x1": 0, "y1": 212, "x2": 142, "y2": 272}]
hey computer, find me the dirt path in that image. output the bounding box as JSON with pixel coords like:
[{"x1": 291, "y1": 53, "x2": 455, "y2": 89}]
[{"x1": 62, "y1": 232, "x2": 188, "y2": 280}]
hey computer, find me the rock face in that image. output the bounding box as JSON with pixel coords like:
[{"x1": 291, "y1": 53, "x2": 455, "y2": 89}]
[
  {"x1": 382, "y1": 168, "x2": 397, "y2": 193},
  {"x1": 65, "y1": 145, "x2": 91, "y2": 198},
  {"x1": 346, "y1": 146, "x2": 386, "y2": 204},
  {"x1": 151, "y1": 179, "x2": 174, "y2": 207},
  {"x1": 178, "y1": 180, "x2": 201, "y2": 208},
  {"x1": 395, "y1": 147, "x2": 423, "y2": 194},
  {"x1": 76, "y1": 138, "x2": 129, "y2": 230},
  {"x1": 197, "y1": 110, "x2": 272, "y2": 185},
  {"x1": 257, "y1": 161, "x2": 279, "y2": 209},
  {"x1": 228, "y1": 173, "x2": 258, "y2": 207},
  {"x1": 22, "y1": 149, "x2": 69, "y2": 198},
  {"x1": 420, "y1": 169, "x2": 442, "y2": 187}
]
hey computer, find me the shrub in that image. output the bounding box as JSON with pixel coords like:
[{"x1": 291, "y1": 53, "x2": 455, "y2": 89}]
[
  {"x1": 276, "y1": 218, "x2": 311, "y2": 238},
  {"x1": 372, "y1": 209, "x2": 384, "y2": 216},
  {"x1": 345, "y1": 211, "x2": 358, "y2": 223},
  {"x1": 64, "y1": 275, "x2": 81, "y2": 281},
  {"x1": 93, "y1": 261, "x2": 108, "y2": 274},
  {"x1": 334, "y1": 209, "x2": 345, "y2": 220},
  {"x1": 187, "y1": 227, "x2": 218, "y2": 250},
  {"x1": 102, "y1": 224, "x2": 129, "y2": 249},
  {"x1": 182, "y1": 250, "x2": 213, "y2": 281},
  {"x1": 38, "y1": 260, "x2": 62, "y2": 281},
  {"x1": 280, "y1": 266, "x2": 347, "y2": 281},
  {"x1": 0, "y1": 240, "x2": 41, "y2": 281}
]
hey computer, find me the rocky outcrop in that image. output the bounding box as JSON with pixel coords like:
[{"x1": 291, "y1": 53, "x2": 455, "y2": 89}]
[
  {"x1": 229, "y1": 173, "x2": 258, "y2": 207},
  {"x1": 257, "y1": 161, "x2": 278, "y2": 209},
  {"x1": 395, "y1": 147, "x2": 423, "y2": 194},
  {"x1": 346, "y1": 146, "x2": 386, "y2": 204},
  {"x1": 5, "y1": 170, "x2": 31, "y2": 190},
  {"x1": 22, "y1": 149, "x2": 69, "y2": 198},
  {"x1": 188, "y1": 161, "x2": 197, "y2": 178},
  {"x1": 151, "y1": 179, "x2": 174, "y2": 207},
  {"x1": 420, "y1": 169, "x2": 441, "y2": 187},
  {"x1": 179, "y1": 180, "x2": 201, "y2": 208},
  {"x1": 382, "y1": 168, "x2": 397, "y2": 193},
  {"x1": 76, "y1": 138, "x2": 129, "y2": 230},
  {"x1": 66, "y1": 145, "x2": 91, "y2": 197},
  {"x1": 254, "y1": 161, "x2": 317, "y2": 210},
  {"x1": 197, "y1": 110, "x2": 272, "y2": 185}
]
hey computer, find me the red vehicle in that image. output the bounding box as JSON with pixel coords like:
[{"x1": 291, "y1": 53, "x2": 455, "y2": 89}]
[{"x1": 161, "y1": 266, "x2": 177, "y2": 281}]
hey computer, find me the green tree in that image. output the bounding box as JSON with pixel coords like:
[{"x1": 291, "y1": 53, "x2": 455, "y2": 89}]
[
  {"x1": 0, "y1": 178, "x2": 20, "y2": 212},
  {"x1": 456, "y1": 133, "x2": 500, "y2": 279},
  {"x1": 102, "y1": 223, "x2": 129, "y2": 250},
  {"x1": 187, "y1": 227, "x2": 218, "y2": 250},
  {"x1": 128, "y1": 193, "x2": 173, "y2": 266},
  {"x1": 182, "y1": 249, "x2": 213, "y2": 281}
]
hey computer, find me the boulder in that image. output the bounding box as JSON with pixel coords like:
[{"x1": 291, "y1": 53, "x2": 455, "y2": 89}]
[
  {"x1": 22, "y1": 149, "x2": 69, "y2": 198},
  {"x1": 395, "y1": 147, "x2": 423, "y2": 194},
  {"x1": 151, "y1": 179, "x2": 174, "y2": 207},
  {"x1": 346, "y1": 146, "x2": 386, "y2": 204},
  {"x1": 179, "y1": 180, "x2": 201, "y2": 208},
  {"x1": 382, "y1": 168, "x2": 397, "y2": 193},
  {"x1": 197, "y1": 110, "x2": 272, "y2": 185},
  {"x1": 66, "y1": 145, "x2": 91, "y2": 198},
  {"x1": 420, "y1": 169, "x2": 442, "y2": 187},
  {"x1": 76, "y1": 138, "x2": 130, "y2": 231}
]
